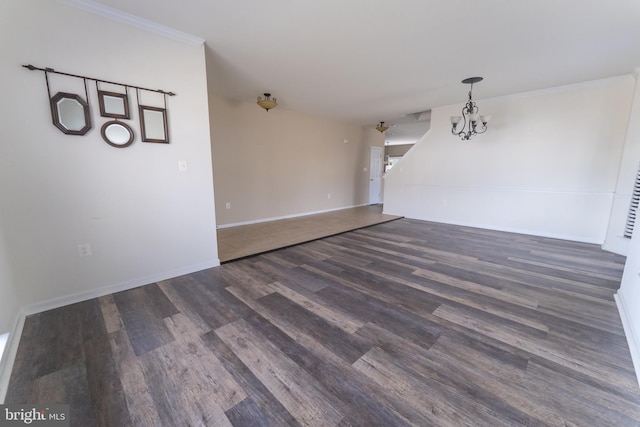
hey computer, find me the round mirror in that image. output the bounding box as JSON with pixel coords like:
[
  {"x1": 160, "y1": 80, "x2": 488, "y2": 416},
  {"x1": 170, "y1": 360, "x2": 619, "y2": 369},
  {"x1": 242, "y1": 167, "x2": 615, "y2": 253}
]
[
  {"x1": 101, "y1": 121, "x2": 134, "y2": 148},
  {"x1": 50, "y1": 92, "x2": 92, "y2": 135}
]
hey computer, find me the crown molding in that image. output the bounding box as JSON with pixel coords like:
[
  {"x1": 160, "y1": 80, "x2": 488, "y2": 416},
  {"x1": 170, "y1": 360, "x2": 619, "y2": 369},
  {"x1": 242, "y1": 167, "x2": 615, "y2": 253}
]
[{"x1": 60, "y1": 0, "x2": 205, "y2": 47}]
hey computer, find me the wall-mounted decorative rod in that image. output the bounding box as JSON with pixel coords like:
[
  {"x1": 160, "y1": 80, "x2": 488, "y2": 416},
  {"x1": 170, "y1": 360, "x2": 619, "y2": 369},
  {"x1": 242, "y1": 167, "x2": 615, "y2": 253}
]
[{"x1": 22, "y1": 64, "x2": 176, "y2": 96}]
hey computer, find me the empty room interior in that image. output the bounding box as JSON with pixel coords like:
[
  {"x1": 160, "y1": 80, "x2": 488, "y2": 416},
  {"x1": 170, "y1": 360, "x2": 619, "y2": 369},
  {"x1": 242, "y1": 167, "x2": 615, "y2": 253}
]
[{"x1": 2, "y1": 0, "x2": 640, "y2": 425}]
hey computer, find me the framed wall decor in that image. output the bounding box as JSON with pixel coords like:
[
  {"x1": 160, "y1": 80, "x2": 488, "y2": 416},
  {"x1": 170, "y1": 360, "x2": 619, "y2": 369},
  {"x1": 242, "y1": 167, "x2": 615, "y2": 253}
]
[
  {"x1": 101, "y1": 120, "x2": 134, "y2": 148},
  {"x1": 139, "y1": 105, "x2": 169, "y2": 143},
  {"x1": 23, "y1": 64, "x2": 176, "y2": 144},
  {"x1": 50, "y1": 91, "x2": 92, "y2": 135},
  {"x1": 98, "y1": 90, "x2": 130, "y2": 119}
]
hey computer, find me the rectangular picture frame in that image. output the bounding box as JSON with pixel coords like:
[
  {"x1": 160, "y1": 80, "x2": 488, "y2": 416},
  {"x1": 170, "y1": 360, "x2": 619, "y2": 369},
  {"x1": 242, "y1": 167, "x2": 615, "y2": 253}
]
[
  {"x1": 98, "y1": 90, "x2": 130, "y2": 119},
  {"x1": 139, "y1": 105, "x2": 169, "y2": 143}
]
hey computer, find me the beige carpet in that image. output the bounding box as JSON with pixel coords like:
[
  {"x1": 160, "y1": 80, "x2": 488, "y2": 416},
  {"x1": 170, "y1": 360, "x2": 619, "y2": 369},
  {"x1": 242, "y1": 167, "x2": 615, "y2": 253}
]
[{"x1": 217, "y1": 205, "x2": 401, "y2": 262}]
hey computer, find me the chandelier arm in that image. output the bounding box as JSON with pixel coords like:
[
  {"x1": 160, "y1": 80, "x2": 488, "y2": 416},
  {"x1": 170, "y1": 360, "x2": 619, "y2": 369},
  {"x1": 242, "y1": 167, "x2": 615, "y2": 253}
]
[
  {"x1": 460, "y1": 106, "x2": 468, "y2": 134},
  {"x1": 452, "y1": 105, "x2": 469, "y2": 138}
]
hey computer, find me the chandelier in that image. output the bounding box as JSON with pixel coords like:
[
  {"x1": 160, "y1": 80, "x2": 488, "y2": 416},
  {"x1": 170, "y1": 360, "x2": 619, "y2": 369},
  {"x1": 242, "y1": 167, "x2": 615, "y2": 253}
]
[
  {"x1": 451, "y1": 77, "x2": 491, "y2": 140},
  {"x1": 257, "y1": 93, "x2": 278, "y2": 111},
  {"x1": 376, "y1": 121, "x2": 389, "y2": 133}
]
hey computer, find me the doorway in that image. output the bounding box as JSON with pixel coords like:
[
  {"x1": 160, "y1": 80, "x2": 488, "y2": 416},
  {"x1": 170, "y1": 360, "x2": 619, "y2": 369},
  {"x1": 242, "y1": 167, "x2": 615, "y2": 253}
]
[{"x1": 369, "y1": 146, "x2": 383, "y2": 204}]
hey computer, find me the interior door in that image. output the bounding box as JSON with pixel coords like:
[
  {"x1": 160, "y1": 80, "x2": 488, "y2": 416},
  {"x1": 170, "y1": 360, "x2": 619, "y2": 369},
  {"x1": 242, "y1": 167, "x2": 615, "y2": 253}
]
[{"x1": 369, "y1": 147, "x2": 383, "y2": 204}]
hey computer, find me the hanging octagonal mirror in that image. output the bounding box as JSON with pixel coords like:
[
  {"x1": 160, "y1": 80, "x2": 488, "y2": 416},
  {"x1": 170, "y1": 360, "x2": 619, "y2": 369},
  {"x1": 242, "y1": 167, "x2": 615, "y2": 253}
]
[{"x1": 50, "y1": 92, "x2": 92, "y2": 135}]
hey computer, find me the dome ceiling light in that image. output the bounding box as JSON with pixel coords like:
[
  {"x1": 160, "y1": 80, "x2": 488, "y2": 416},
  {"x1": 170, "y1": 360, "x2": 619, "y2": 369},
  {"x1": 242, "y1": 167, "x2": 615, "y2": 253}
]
[{"x1": 257, "y1": 93, "x2": 278, "y2": 111}]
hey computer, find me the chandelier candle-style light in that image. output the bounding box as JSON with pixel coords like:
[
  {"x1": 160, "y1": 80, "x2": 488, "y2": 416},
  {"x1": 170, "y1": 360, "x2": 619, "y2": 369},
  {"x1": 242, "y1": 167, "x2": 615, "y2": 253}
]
[
  {"x1": 451, "y1": 77, "x2": 491, "y2": 140},
  {"x1": 257, "y1": 93, "x2": 278, "y2": 111}
]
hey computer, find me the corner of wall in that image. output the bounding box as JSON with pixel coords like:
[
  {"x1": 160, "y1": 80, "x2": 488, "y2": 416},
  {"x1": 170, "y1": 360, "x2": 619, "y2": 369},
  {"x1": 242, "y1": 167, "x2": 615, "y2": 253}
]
[
  {"x1": 602, "y1": 235, "x2": 630, "y2": 256},
  {"x1": 0, "y1": 311, "x2": 26, "y2": 403},
  {"x1": 615, "y1": 292, "x2": 640, "y2": 387}
]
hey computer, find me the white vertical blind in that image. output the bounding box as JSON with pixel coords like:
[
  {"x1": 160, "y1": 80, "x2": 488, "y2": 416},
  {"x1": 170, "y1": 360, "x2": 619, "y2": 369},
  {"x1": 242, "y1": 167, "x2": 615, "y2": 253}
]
[{"x1": 624, "y1": 164, "x2": 640, "y2": 238}]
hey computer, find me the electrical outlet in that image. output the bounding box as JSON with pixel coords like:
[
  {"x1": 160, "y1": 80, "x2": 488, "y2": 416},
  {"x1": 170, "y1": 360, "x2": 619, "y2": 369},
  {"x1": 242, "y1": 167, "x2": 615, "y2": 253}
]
[
  {"x1": 225, "y1": 202, "x2": 231, "y2": 209},
  {"x1": 78, "y1": 243, "x2": 92, "y2": 257}
]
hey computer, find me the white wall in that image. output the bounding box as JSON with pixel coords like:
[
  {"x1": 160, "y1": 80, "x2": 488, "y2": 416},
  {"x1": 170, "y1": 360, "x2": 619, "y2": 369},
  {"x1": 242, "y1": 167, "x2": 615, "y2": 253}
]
[
  {"x1": 0, "y1": 230, "x2": 19, "y2": 347},
  {"x1": 604, "y1": 71, "x2": 640, "y2": 255},
  {"x1": 615, "y1": 70, "x2": 640, "y2": 385},
  {"x1": 0, "y1": 1, "x2": 218, "y2": 332},
  {"x1": 384, "y1": 76, "x2": 634, "y2": 243},
  {"x1": 208, "y1": 92, "x2": 383, "y2": 227},
  {"x1": 617, "y1": 227, "x2": 640, "y2": 386}
]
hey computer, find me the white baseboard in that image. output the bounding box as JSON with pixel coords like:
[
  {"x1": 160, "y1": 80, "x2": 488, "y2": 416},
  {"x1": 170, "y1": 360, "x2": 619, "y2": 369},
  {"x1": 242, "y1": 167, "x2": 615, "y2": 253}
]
[
  {"x1": 0, "y1": 258, "x2": 219, "y2": 402},
  {"x1": 0, "y1": 312, "x2": 26, "y2": 403},
  {"x1": 615, "y1": 292, "x2": 640, "y2": 387},
  {"x1": 602, "y1": 235, "x2": 631, "y2": 256},
  {"x1": 217, "y1": 204, "x2": 369, "y2": 229},
  {"x1": 388, "y1": 214, "x2": 604, "y2": 246},
  {"x1": 21, "y1": 259, "x2": 219, "y2": 317}
]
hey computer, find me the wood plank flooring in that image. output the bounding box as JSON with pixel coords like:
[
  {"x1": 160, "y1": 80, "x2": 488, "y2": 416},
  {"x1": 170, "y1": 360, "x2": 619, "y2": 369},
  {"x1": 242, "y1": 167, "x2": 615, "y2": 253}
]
[
  {"x1": 217, "y1": 205, "x2": 401, "y2": 262},
  {"x1": 6, "y1": 219, "x2": 640, "y2": 426}
]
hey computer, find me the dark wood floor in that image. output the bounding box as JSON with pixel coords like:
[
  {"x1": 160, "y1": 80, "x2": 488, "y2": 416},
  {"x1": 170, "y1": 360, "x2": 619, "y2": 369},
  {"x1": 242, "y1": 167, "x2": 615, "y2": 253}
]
[{"x1": 6, "y1": 219, "x2": 640, "y2": 426}]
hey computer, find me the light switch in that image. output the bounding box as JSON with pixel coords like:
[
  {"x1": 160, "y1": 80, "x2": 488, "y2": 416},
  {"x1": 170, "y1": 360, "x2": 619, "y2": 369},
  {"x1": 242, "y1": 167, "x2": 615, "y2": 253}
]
[
  {"x1": 178, "y1": 160, "x2": 188, "y2": 172},
  {"x1": 78, "y1": 243, "x2": 92, "y2": 257}
]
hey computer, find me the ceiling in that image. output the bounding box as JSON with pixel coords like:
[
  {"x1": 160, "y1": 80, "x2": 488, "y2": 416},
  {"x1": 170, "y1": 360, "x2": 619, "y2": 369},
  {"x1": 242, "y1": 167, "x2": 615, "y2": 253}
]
[{"x1": 87, "y1": 0, "x2": 640, "y2": 142}]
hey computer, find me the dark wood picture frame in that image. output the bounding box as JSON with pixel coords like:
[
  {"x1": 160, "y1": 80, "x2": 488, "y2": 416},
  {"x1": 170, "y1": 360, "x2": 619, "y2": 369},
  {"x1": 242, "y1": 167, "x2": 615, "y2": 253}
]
[
  {"x1": 101, "y1": 120, "x2": 134, "y2": 148},
  {"x1": 98, "y1": 90, "x2": 130, "y2": 119},
  {"x1": 50, "y1": 92, "x2": 92, "y2": 135},
  {"x1": 139, "y1": 105, "x2": 169, "y2": 143}
]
